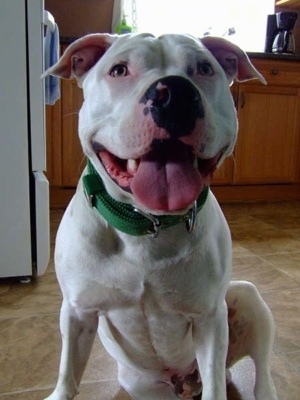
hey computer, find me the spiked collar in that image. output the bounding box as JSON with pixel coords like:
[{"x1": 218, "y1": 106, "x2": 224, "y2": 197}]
[{"x1": 82, "y1": 160, "x2": 209, "y2": 237}]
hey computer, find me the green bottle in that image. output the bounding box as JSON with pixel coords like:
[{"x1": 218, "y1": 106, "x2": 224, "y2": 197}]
[{"x1": 116, "y1": 16, "x2": 132, "y2": 34}]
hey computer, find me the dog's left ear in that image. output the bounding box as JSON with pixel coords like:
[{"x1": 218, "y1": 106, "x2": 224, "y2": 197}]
[
  {"x1": 42, "y1": 33, "x2": 117, "y2": 82},
  {"x1": 201, "y1": 36, "x2": 266, "y2": 85}
]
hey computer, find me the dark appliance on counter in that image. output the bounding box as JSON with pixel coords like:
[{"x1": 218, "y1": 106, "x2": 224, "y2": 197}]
[{"x1": 265, "y1": 12, "x2": 298, "y2": 54}]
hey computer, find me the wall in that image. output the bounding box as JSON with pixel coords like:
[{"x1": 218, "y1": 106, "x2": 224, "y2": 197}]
[
  {"x1": 45, "y1": 1, "x2": 300, "y2": 53},
  {"x1": 45, "y1": 0, "x2": 114, "y2": 37}
]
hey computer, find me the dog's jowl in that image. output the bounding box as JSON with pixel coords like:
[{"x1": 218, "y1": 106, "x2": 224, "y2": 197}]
[{"x1": 43, "y1": 33, "x2": 278, "y2": 400}]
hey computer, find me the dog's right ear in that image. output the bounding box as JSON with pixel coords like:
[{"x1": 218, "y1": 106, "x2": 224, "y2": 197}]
[{"x1": 42, "y1": 33, "x2": 117, "y2": 81}]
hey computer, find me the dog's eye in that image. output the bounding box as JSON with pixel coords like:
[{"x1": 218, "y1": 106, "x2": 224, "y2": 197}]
[
  {"x1": 197, "y1": 62, "x2": 214, "y2": 76},
  {"x1": 109, "y1": 64, "x2": 129, "y2": 77}
]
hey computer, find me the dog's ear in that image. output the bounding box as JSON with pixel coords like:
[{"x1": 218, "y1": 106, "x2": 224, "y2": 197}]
[
  {"x1": 201, "y1": 36, "x2": 266, "y2": 85},
  {"x1": 42, "y1": 33, "x2": 117, "y2": 81}
]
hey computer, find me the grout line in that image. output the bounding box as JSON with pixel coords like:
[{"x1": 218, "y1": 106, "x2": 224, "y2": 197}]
[
  {"x1": 0, "y1": 387, "x2": 53, "y2": 396},
  {"x1": 260, "y1": 286, "x2": 300, "y2": 295},
  {"x1": 0, "y1": 379, "x2": 121, "y2": 397},
  {"x1": 0, "y1": 312, "x2": 60, "y2": 322},
  {"x1": 256, "y1": 254, "x2": 300, "y2": 284}
]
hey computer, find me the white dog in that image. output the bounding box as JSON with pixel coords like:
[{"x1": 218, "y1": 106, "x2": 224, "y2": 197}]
[{"x1": 43, "y1": 33, "x2": 278, "y2": 400}]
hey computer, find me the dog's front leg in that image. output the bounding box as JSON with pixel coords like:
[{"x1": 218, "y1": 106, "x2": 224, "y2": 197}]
[
  {"x1": 45, "y1": 300, "x2": 98, "y2": 400},
  {"x1": 193, "y1": 301, "x2": 228, "y2": 400}
]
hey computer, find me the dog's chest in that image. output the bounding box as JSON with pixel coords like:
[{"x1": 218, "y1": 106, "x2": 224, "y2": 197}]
[
  {"x1": 58, "y1": 195, "x2": 228, "y2": 316},
  {"x1": 96, "y1": 265, "x2": 200, "y2": 370},
  {"x1": 59, "y1": 208, "x2": 211, "y2": 315},
  {"x1": 71, "y1": 252, "x2": 206, "y2": 317}
]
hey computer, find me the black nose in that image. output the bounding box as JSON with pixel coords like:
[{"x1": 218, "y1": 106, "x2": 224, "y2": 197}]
[{"x1": 140, "y1": 76, "x2": 204, "y2": 138}]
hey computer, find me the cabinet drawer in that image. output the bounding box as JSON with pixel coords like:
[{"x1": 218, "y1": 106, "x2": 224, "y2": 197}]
[{"x1": 250, "y1": 59, "x2": 300, "y2": 87}]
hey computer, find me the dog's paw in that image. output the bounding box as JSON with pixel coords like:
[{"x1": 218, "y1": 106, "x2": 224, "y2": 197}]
[{"x1": 44, "y1": 389, "x2": 77, "y2": 400}]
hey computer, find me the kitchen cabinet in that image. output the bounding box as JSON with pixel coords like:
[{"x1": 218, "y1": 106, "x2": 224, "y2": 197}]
[
  {"x1": 46, "y1": 98, "x2": 61, "y2": 187},
  {"x1": 213, "y1": 83, "x2": 300, "y2": 185},
  {"x1": 60, "y1": 79, "x2": 84, "y2": 187},
  {"x1": 46, "y1": 57, "x2": 300, "y2": 207},
  {"x1": 212, "y1": 57, "x2": 300, "y2": 201},
  {"x1": 46, "y1": 78, "x2": 84, "y2": 206},
  {"x1": 233, "y1": 84, "x2": 299, "y2": 184},
  {"x1": 212, "y1": 157, "x2": 234, "y2": 185}
]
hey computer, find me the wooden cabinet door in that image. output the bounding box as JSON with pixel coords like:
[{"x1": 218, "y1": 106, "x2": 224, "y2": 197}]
[
  {"x1": 61, "y1": 79, "x2": 85, "y2": 187},
  {"x1": 45, "y1": 101, "x2": 62, "y2": 186},
  {"x1": 211, "y1": 157, "x2": 234, "y2": 185},
  {"x1": 211, "y1": 84, "x2": 237, "y2": 186},
  {"x1": 233, "y1": 84, "x2": 300, "y2": 184}
]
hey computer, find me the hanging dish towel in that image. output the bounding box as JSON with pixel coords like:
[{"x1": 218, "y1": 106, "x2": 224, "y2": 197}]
[{"x1": 44, "y1": 22, "x2": 60, "y2": 105}]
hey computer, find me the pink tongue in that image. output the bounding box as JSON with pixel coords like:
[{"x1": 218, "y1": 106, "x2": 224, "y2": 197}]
[{"x1": 130, "y1": 141, "x2": 203, "y2": 211}]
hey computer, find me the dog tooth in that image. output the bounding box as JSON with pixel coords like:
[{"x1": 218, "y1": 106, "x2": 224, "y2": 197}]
[{"x1": 127, "y1": 159, "x2": 139, "y2": 174}]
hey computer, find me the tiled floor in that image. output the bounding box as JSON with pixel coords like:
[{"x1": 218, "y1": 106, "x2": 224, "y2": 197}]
[{"x1": 0, "y1": 201, "x2": 300, "y2": 399}]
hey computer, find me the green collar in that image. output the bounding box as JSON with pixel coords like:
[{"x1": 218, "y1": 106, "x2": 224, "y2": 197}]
[{"x1": 83, "y1": 160, "x2": 209, "y2": 237}]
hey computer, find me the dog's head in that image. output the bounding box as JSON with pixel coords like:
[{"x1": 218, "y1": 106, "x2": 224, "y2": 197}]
[{"x1": 44, "y1": 33, "x2": 265, "y2": 214}]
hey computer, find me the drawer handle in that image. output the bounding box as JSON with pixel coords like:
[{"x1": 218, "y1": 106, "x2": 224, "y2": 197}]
[{"x1": 271, "y1": 69, "x2": 279, "y2": 75}]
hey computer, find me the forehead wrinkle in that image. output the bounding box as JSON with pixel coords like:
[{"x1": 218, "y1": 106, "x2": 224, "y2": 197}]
[
  {"x1": 107, "y1": 38, "x2": 166, "y2": 73},
  {"x1": 158, "y1": 35, "x2": 205, "y2": 70}
]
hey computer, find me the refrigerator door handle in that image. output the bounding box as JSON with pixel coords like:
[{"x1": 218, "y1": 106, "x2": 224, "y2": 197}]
[{"x1": 43, "y1": 10, "x2": 55, "y2": 33}]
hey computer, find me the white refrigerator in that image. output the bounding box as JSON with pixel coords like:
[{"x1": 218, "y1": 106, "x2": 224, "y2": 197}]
[{"x1": 0, "y1": 0, "x2": 51, "y2": 279}]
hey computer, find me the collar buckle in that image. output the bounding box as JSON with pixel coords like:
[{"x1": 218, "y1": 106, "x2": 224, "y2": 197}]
[
  {"x1": 133, "y1": 208, "x2": 162, "y2": 238},
  {"x1": 83, "y1": 186, "x2": 94, "y2": 208},
  {"x1": 185, "y1": 201, "x2": 197, "y2": 233}
]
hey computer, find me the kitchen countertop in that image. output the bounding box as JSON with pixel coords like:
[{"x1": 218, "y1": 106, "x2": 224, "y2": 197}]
[
  {"x1": 60, "y1": 36, "x2": 300, "y2": 61},
  {"x1": 247, "y1": 51, "x2": 300, "y2": 61}
]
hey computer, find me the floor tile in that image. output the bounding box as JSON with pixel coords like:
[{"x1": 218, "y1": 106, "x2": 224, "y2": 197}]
[
  {"x1": 0, "y1": 314, "x2": 61, "y2": 394},
  {"x1": 263, "y1": 288, "x2": 300, "y2": 354},
  {"x1": 231, "y1": 255, "x2": 299, "y2": 293},
  {"x1": 224, "y1": 203, "x2": 300, "y2": 256},
  {"x1": 0, "y1": 314, "x2": 118, "y2": 394},
  {"x1": 0, "y1": 272, "x2": 61, "y2": 319},
  {"x1": 269, "y1": 353, "x2": 300, "y2": 400},
  {"x1": 279, "y1": 351, "x2": 300, "y2": 373},
  {"x1": 233, "y1": 228, "x2": 300, "y2": 256},
  {"x1": 232, "y1": 241, "x2": 255, "y2": 258},
  {"x1": 262, "y1": 252, "x2": 300, "y2": 284},
  {"x1": 0, "y1": 381, "x2": 131, "y2": 400}
]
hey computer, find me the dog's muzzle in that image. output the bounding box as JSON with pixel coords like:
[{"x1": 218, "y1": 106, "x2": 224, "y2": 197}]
[
  {"x1": 140, "y1": 76, "x2": 204, "y2": 138},
  {"x1": 92, "y1": 76, "x2": 225, "y2": 212}
]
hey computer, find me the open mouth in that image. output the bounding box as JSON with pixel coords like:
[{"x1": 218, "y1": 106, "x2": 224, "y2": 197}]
[{"x1": 93, "y1": 140, "x2": 222, "y2": 212}]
